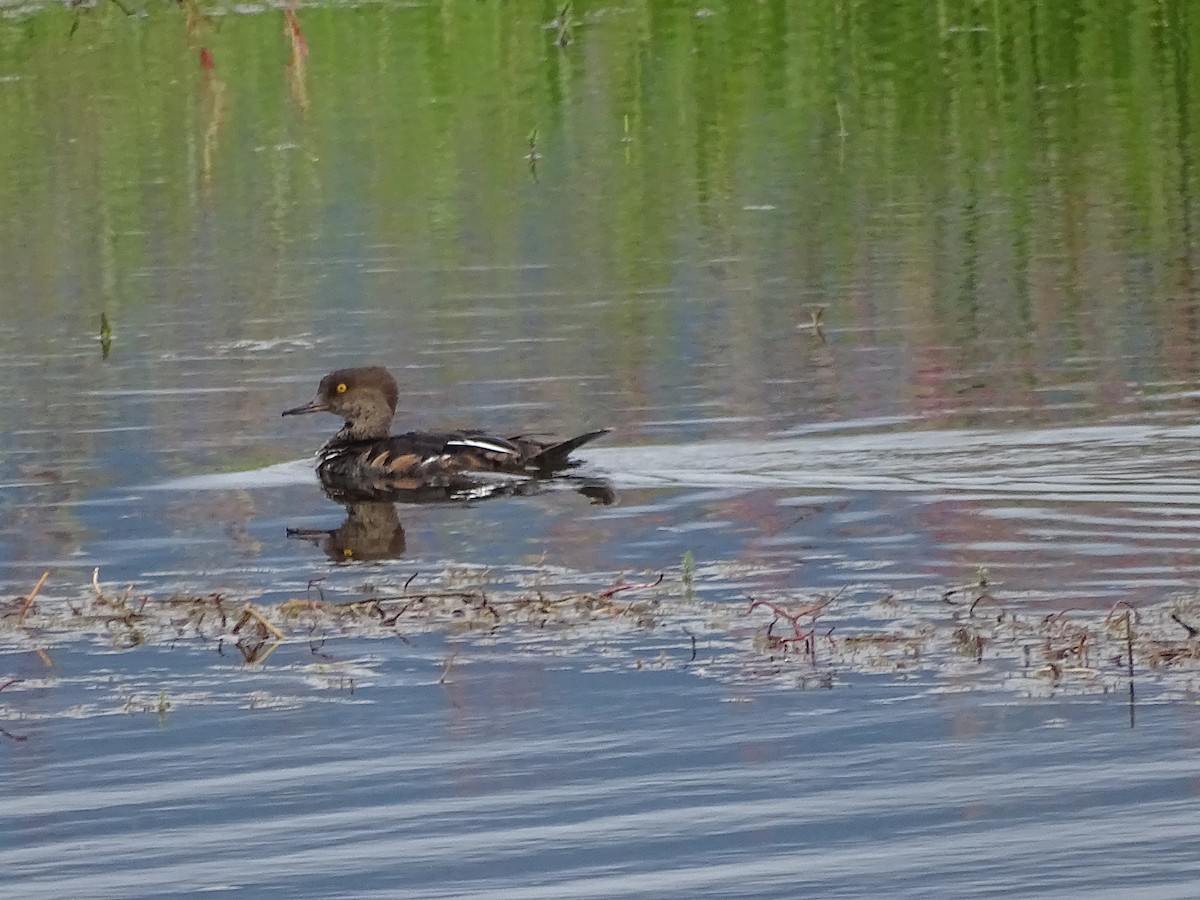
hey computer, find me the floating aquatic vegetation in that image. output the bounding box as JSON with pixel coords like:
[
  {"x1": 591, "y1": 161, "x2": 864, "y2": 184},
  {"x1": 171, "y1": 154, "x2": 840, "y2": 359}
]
[{"x1": 2, "y1": 567, "x2": 1200, "y2": 729}]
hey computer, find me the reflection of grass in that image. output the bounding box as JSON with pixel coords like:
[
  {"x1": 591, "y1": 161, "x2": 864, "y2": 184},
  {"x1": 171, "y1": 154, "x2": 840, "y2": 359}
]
[
  {"x1": 3, "y1": 0, "x2": 1198, "y2": 458},
  {"x1": 4, "y1": 569, "x2": 1200, "y2": 719}
]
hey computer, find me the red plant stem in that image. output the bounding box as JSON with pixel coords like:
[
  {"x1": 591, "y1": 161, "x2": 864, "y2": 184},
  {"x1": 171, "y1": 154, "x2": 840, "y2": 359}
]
[
  {"x1": 748, "y1": 598, "x2": 818, "y2": 642},
  {"x1": 599, "y1": 574, "x2": 664, "y2": 599}
]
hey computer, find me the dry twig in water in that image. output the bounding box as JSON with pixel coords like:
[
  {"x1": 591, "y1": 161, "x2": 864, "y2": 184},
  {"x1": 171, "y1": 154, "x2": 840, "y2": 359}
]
[
  {"x1": 17, "y1": 571, "x2": 49, "y2": 624},
  {"x1": 599, "y1": 574, "x2": 664, "y2": 599},
  {"x1": 233, "y1": 604, "x2": 286, "y2": 641}
]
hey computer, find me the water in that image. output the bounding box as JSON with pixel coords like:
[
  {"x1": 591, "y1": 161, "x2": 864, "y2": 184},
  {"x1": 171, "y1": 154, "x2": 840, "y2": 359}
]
[
  {"x1": 6, "y1": 667, "x2": 1200, "y2": 899},
  {"x1": 2, "y1": 0, "x2": 1200, "y2": 895}
]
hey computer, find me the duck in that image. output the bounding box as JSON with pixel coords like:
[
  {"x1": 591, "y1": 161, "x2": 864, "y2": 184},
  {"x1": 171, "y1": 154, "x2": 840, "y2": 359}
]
[{"x1": 282, "y1": 366, "x2": 609, "y2": 498}]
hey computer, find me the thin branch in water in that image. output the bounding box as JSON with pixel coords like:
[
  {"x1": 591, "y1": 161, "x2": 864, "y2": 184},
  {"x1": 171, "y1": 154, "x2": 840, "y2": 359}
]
[
  {"x1": 232, "y1": 605, "x2": 286, "y2": 642},
  {"x1": 1171, "y1": 613, "x2": 1198, "y2": 637},
  {"x1": 968, "y1": 591, "x2": 1000, "y2": 616},
  {"x1": 599, "y1": 573, "x2": 663, "y2": 599},
  {"x1": 17, "y1": 571, "x2": 49, "y2": 624},
  {"x1": 438, "y1": 653, "x2": 459, "y2": 684},
  {"x1": 1125, "y1": 611, "x2": 1136, "y2": 729},
  {"x1": 682, "y1": 628, "x2": 697, "y2": 664},
  {"x1": 1104, "y1": 599, "x2": 1139, "y2": 627}
]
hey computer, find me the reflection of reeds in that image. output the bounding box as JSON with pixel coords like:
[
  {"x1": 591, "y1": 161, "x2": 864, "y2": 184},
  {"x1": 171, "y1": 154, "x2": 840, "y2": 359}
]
[
  {"x1": 525, "y1": 127, "x2": 542, "y2": 179},
  {"x1": 199, "y1": 47, "x2": 228, "y2": 187},
  {"x1": 68, "y1": 0, "x2": 132, "y2": 39},
  {"x1": 551, "y1": 3, "x2": 573, "y2": 48},
  {"x1": 284, "y1": 7, "x2": 309, "y2": 112}
]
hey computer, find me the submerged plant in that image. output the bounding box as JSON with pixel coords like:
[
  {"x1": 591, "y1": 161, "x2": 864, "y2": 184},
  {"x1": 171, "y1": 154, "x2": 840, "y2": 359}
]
[
  {"x1": 99, "y1": 312, "x2": 112, "y2": 359},
  {"x1": 681, "y1": 551, "x2": 695, "y2": 602}
]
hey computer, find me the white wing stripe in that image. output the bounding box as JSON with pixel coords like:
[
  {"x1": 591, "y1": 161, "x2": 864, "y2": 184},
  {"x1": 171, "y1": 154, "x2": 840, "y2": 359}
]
[{"x1": 445, "y1": 438, "x2": 518, "y2": 455}]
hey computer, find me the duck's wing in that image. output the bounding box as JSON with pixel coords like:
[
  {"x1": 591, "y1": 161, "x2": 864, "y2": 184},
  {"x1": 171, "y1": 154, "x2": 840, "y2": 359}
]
[
  {"x1": 515, "y1": 428, "x2": 611, "y2": 471},
  {"x1": 442, "y1": 432, "x2": 525, "y2": 458},
  {"x1": 317, "y1": 428, "x2": 609, "y2": 488},
  {"x1": 389, "y1": 430, "x2": 527, "y2": 472},
  {"x1": 429, "y1": 428, "x2": 609, "y2": 472}
]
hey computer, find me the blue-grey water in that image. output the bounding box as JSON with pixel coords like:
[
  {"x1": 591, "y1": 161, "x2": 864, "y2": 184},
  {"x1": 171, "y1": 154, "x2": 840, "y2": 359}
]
[
  {"x1": 4, "y1": 0, "x2": 1200, "y2": 896},
  {"x1": 6, "y1": 664, "x2": 1200, "y2": 899}
]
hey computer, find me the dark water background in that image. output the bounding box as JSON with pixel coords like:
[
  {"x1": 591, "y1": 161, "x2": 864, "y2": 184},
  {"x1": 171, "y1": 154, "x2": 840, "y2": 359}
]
[{"x1": 2, "y1": 0, "x2": 1200, "y2": 895}]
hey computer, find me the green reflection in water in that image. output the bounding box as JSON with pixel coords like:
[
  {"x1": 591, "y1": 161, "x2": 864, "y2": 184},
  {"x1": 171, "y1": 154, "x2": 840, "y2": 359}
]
[{"x1": 0, "y1": 0, "x2": 1196, "y2": 425}]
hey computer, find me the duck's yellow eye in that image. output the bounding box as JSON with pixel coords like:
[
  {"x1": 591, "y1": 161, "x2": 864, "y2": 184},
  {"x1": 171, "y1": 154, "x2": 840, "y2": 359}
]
[
  {"x1": 342, "y1": 548, "x2": 353, "y2": 558},
  {"x1": 336, "y1": 383, "x2": 348, "y2": 394}
]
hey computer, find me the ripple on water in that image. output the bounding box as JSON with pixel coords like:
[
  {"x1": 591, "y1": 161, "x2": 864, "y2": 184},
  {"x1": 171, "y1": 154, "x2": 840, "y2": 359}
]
[{"x1": 2, "y1": 654, "x2": 1199, "y2": 899}]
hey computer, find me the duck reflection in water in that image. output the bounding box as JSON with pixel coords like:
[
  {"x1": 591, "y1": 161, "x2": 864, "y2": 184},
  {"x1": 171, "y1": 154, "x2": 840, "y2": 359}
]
[
  {"x1": 282, "y1": 366, "x2": 614, "y2": 561},
  {"x1": 286, "y1": 478, "x2": 616, "y2": 562},
  {"x1": 287, "y1": 500, "x2": 409, "y2": 562}
]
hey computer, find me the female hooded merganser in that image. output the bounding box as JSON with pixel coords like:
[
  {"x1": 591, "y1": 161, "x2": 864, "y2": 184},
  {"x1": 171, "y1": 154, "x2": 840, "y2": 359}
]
[{"x1": 283, "y1": 366, "x2": 609, "y2": 496}]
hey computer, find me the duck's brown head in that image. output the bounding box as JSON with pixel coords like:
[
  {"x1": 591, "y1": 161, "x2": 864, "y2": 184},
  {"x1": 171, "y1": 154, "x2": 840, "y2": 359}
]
[{"x1": 282, "y1": 366, "x2": 399, "y2": 440}]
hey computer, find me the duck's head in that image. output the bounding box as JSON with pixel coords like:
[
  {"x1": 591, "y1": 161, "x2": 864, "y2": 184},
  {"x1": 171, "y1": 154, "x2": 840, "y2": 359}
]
[{"x1": 283, "y1": 366, "x2": 399, "y2": 440}]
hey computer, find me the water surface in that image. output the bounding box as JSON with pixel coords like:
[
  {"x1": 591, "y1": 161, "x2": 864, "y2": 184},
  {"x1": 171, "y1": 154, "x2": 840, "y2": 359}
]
[{"x1": 2, "y1": 0, "x2": 1200, "y2": 895}]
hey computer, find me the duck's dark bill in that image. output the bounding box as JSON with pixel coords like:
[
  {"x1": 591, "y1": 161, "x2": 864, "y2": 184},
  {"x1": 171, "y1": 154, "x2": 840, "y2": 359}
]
[{"x1": 281, "y1": 399, "x2": 329, "y2": 416}]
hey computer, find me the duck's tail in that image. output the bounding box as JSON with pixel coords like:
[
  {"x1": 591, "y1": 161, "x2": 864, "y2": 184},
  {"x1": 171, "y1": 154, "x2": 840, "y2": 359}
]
[{"x1": 527, "y1": 428, "x2": 611, "y2": 472}]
